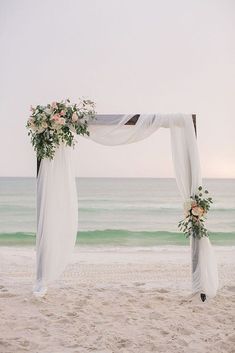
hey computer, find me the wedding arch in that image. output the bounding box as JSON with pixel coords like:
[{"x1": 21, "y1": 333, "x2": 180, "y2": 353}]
[{"x1": 32, "y1": 112, "x2": 218, "y2": 300}]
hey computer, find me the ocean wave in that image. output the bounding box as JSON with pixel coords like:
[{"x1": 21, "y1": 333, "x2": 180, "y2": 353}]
[{"x1": 0, "y1": 230, "x2": 234, "y2": 246}]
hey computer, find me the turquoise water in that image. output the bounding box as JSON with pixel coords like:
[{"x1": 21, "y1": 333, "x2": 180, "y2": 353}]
[{"x1": 0, "y1": 177, "x2": 234, "y2": 246}]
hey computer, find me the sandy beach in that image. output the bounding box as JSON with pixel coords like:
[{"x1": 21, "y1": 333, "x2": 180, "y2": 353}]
[{"x1": 0, "y1": 245, "x2": 234, "y2": 353}]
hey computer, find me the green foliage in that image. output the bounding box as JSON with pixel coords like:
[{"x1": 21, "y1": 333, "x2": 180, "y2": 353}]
[
  {"x1": 26, "y1": 99, "x2": 95, "y2": 160},
  {"x1": 178, "y1": 186, "x2": 213, "y2": 239}
]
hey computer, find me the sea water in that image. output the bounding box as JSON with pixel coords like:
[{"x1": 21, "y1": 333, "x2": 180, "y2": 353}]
[{"x1": 0, "y1": 177, "x2": 234, "y2": 246}]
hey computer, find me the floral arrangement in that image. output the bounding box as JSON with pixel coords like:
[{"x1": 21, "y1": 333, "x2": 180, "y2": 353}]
[
  {"x1": 26, "y1": 99, "x2": 95, "y2": 160},
  {"x1": 178, "y1": 186, "x2": 213, "y2": 239}
]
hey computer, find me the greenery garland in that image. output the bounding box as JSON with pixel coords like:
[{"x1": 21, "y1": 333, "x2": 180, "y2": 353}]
[{"x1": 26, "y1": 99, "x2": 95, "y2": 160}]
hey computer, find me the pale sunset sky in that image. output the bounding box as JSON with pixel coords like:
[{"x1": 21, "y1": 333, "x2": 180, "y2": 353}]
[{"x1": 0, "y1": 0, "x2": 234, "y2": 178}]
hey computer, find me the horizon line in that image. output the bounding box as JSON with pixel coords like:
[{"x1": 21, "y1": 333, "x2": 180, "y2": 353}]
[{"x1": 0, "y1": 176, "x2": 234, "y2": 180}]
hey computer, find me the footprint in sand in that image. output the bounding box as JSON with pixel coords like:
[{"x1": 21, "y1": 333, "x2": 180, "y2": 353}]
[
  {"x1": 134, "y1": 282, "x2": 145, "y2": 286},
  {"x1": 0, "y1": 292, "x2": 16, "y2": 298},
  {"x1": 66, "y1": 312, "x2": 78, "y2": 317},
  {"x1": 228, "y1": 334, "x2": 235, "y2": 342},
  {"x1": 0, "y1": 285, "x2": 9, "y2": 293},
  {"x1": 177, "y1": 338, "x2": 188, "y2": 347},
  {"x1": 160, "y1": 330, "x2": 169, "y2": 336},
  {"x1": 156, "y1": 288, "x2": 169, "y2": 293},
  {"x1": 227, "y1": 286, "x2": 235, "y2": 292},
  {"x1": 0, "y1": 339, "x2": 10, "y2": 347},
  {"x1": 19, "y1": 340, "x2": 30, "y2": 347},
  {"x1": 153, "y1": 295, "x2": 165, "y2": 301},
  {"x1": 56, "y1": 318, "x2": 71, "y2": 324}
]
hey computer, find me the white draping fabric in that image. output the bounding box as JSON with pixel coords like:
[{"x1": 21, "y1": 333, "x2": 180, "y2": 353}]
[
  {"x1": 34, "y1": 146, "x2": 78, "y2": 296},
  {"x1": 35, "y1": 113, "x2": 218, "y2": 298},
  {"x1": 168, "y1": 116, "x2": 218, "y2": 297}
]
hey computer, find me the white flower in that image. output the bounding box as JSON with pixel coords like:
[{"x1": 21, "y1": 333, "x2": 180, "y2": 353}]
[
  {"x1": 183, "y1": 199, "x2": 198, "y2": 217},
  {"x1": 58, "y1": 118, "x2": 65, "y2": 125},
  {"x1": 31, "y1": 123, "x2": 37, "y2": 131},
  {"x1": 183, "y1": 200, "x2": 191, "y2": 213},
  {"x1": 27, "y1": 118, "x2": 38, "y2": 131},
  {"x1": 45, "y1": 108, "x2": 52, "y2": 115},
  {"x1": 72, "y1": 112, "x2": 78, "y2": 122},
  {"x1": 191, "y1": 200, "x2": 197, "y2": 207},
  {"x1": 41, "y1": 113, "x2": 47, "y2": 121},
  {"x1": 51, "y1": 101, "x2": 57, "y2": 109},
  {"x1": 35, "y1": 121, "x2": 48, "y2": 133},
  {"x1": 41, "y1": 121, "x2": 48, "y2": 129}
]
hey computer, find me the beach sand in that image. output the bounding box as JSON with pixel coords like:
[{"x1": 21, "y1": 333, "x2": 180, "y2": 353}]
[{"x1": 0, "y1": 246, "x2": 234, "y2": 353}]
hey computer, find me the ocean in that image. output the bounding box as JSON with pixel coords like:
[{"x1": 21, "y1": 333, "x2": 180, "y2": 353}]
[{"x1": 0, "y1": 177, "x2": 234, "y2": 246}]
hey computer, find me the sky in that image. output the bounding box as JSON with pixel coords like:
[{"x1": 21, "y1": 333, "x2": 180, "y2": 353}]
[{"x1": 0, "y1": 0, "x2": 234, "y2": 178}]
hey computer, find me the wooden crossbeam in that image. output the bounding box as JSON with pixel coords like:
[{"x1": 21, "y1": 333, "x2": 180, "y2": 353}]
[{"x1": 127, "y1": 114, "x2": 197, "y2": 136}]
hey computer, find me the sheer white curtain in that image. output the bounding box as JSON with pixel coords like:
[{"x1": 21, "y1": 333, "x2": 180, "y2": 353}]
[
  {"x1": 34, "y1": 114, "x2": 218, "y2": 298},
  {"x1": 169, "y1": 116, "x2": 218, "y2": 297},
  {"x1": 34, "y1": 146, "x2": 78, "y2": 296}
]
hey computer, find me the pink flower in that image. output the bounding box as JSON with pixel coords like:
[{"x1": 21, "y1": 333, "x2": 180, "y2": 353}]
[
  {"x1": 72, "y1": 112, "x2": 78, "y2": 122},
  {"x1": 51, "y1": 114, "x2": 60, "y2": 121},
  {"x1": 192, "y1": 206, "x2": 204, "y2": 218},
  {"x1": 60, "y1": 110, "x2": 65, "y2": 116},
  {"x1": 51, "y1": 102, "x2": 57, "y2": 109}
]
